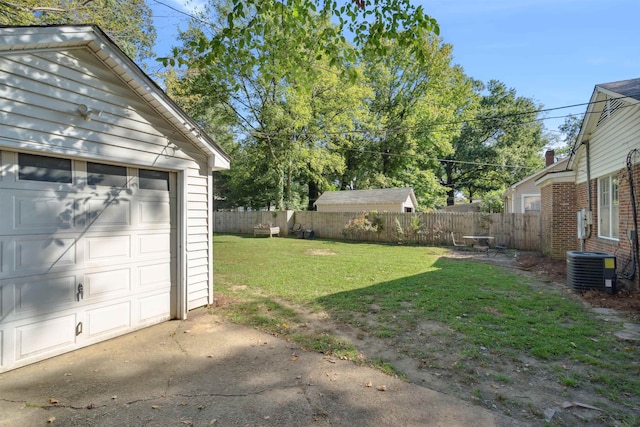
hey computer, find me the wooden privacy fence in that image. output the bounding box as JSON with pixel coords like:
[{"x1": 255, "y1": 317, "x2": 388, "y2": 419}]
[{"x1": 214, "y1": 211, "x2": 541, "y2": 251}]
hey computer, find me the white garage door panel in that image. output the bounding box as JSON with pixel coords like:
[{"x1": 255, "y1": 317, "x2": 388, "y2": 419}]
[
  {"x1": 86, "y1": 198, "x2": 131, "y2": 226},
  {"x1": 139, "y1": 263, "x2": 170, "y2": 287},
  {"x1": 85, "y1": 268, "x2": 131, "y2": 298},
  {"x1": 86, "y1": 301, "x2": 131, "y2": 338},
  {"x1": 139, "y1": 200, "x2": 171, "y2": 224},
  {"x1": 139, "y1": 233, "x2": 170, "y2": 256},
  {"x1": 14, "y1": 195, "x2": 72, "y2": 229},
  {"x1": 16, "y1": 314, "x2": 77, "y2": 360},
  {"x1": 14, "y1": 237, "x2": 77, "y2": 271},
  {"x1": 86, "y1": 235, "x2": 131, "y2": 261},
  {"x1": 138, "y1": 292, "x2": 171, "y2": 322},
  {"x1": 0, "y1": 152, "x2": 177, "y2": 372},
  {"x1": 13, "y1": 275, "x2": 77, "y2": 317}
]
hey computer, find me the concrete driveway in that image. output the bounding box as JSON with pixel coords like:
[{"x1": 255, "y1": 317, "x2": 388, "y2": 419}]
[{"x1": 0, "y1": 308, "x2": 526, "y2": 426}]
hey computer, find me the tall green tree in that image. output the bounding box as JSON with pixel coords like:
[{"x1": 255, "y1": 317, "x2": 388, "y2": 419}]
[
  {"x1": 441, "y1": 80, "x2": 548, "y2": 205},
  {"x1": 1, "y1": 0, "x2": 156, "y2": 62},
  {"x1": 169, "y1": 0, "x2": 382, "y2": 210},
  {"x1": 351, "y1": 37, "x2": 476, "y2": 208},
  {"x1": 163, "y1": 0, "x2": 438, "y2": 84}
]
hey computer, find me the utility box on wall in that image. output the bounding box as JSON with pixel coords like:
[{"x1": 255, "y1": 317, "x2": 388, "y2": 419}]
[{"x1": 566, "y1": 251, "x2": 617, "y2": 294}]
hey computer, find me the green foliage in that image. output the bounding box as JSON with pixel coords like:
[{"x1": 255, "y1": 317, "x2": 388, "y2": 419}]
[
  {"x1": 556, "y1": 114, "x2": 582, "y2": 157},
  {"x1": 1, "y1": 0, "x2": 156, "y2": 62},
  {"x1": 162, "y1": 2, "x2": 551, "y2": 211},
  {"x1": 441, "y1": 80, "x2": 548, "y2": 205},
  {"x1": 343, "y1": 211, "x2": 385, "y2": 239},
  {"x1": 480, "y1": 189, "x2": 505, "y2": 213},
  {"x1": 161, "y1": 0, "x2": 438, "y2": 83}
]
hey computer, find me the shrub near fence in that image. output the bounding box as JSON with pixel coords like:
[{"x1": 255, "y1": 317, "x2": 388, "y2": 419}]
[{"x1": 214, "y1": 211, "x2": 541, "y2": 251}]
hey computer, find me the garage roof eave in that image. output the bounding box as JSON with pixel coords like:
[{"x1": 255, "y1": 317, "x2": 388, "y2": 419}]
[{"x1": 0, "y1": 25, "x2": 231, "y2": 171}]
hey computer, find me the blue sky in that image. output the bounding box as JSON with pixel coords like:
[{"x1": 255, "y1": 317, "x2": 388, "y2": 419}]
[{"x1": 149, "y1": 0, "x2": 640, "y2": 135}]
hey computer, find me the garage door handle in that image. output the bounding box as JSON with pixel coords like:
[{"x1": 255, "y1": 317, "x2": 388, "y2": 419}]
[{"x1": 77, "y1": 283, "x2": 84, "y2": 301}]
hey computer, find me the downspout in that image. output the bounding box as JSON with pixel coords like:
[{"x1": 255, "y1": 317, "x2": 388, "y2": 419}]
[{"x1": 580, "y1": 140, "x2": 592, "y2": 251}]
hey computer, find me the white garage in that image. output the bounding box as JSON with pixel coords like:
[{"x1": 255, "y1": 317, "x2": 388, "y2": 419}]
[{"x1": 0, "y1": 26, "x2": 230, "y2": 372}]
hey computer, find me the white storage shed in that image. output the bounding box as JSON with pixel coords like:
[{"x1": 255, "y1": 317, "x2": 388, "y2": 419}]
[{"x1": 314, "y1": 188, "x2": 417, "y2": 212}]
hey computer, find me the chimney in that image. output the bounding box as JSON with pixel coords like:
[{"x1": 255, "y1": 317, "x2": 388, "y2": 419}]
[{"x1": 545, "y1": 150, "x2": 555, "y2": 167}]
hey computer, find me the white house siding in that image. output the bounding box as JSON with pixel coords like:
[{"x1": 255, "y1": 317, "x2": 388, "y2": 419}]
[
  {"x1": 575, "y1": 103, "x2": 640, "y2": 183},
  {"x1": 0, "y1": 47, "x2": 213, "y2": 313}
]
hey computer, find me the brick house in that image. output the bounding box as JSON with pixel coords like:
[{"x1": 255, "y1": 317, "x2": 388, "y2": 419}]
[
  {"x1": 537, "y1": 78, "x2": 640, "y2": 289},
  {"x1": 503, "y1": 150, "x2": 569, "y2": 213}
]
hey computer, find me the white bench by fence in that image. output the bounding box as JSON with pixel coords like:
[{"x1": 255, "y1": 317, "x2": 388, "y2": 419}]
[{"x1": 253, "y1": 226, "x2": 280, "y2": 237}]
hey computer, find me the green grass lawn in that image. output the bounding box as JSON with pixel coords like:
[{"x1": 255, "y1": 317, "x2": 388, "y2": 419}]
[{"x1": 212, "y1": 234, "x2": 640, "y2": 424}]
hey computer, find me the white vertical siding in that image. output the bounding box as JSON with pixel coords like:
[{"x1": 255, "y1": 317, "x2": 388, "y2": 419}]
[{"x1": 186, "y1": 171, "x2": 211, "y2": 309}]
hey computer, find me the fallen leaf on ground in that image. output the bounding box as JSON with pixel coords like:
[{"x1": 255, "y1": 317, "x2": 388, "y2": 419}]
[
  {"x1": 48, "y1": 398, "x2": 59, "y2": 404},
  {"x1": 365, "y1": 381, "x2": 373, "y2": 387},
  {"x1": 377, "y1": 385, "x2": 387, "y2": 391},
  {"x1": 47, "y1": 417, "x2": 56, "y2": 423},
  {"x1": 151, "y1": 405, "x2": 160, "y2": 409}
]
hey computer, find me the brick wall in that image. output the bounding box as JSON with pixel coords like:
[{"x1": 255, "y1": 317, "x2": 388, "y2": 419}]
[
  {"x1": 540, "y1": 158, "x2": 640, "y2": 290},
  {"x1": 541, "y1": 181, "x2": 577, "y2": 258},
  {"x1": 582, "y1": 166, "x2": 640, "y2": 288}
]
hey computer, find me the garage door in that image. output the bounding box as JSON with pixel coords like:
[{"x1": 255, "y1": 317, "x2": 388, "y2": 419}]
[{"x1": 0, "y1": 151, "x2": 177, "y2": 372}]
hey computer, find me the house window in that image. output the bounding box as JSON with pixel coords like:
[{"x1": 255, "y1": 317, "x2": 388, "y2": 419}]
[
  {"x1": 523, "y1": 195, "x2": 541, "y2": 212},
  {"x1": 139, "y1": 169, "x2": 170, "y2": 191},
  {"x1": 18, "y1": 153, "x2": 72, "y2": 183},
  {"x1": 87, "y1": 162, "x2": 127, "y2": 187},
  {"x1": 598, "y1": 174, "x2": 619, "y2": 239}
]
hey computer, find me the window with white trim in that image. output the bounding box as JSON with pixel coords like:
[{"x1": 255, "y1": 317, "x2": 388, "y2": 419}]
[
  {"x1": 522, "y1": 195, "x2": 541, "y2": 212},
  {"x1": 598, "y1": 174, "x2": 619, "y2": 239}
]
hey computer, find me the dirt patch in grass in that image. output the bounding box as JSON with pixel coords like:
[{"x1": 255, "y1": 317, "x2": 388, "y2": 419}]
[
  {"x1": 305, "y1": 248, "x2": 338, "y2": 256},
  {"x1": 216, "y1": 249, "x2": 640, "y2": 426},
  {"x1": 511, "y1": 252, "x2": 640, "y2": 321},
  {"x1": 301, "y1": 252, "x2": 639, "y2": 425}
]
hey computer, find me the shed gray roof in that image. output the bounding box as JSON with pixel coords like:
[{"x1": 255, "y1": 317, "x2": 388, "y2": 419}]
[
  {"x1": 597, "y1": 78, "x2": 640, "y2": 101},
  {"x1": 314, "y1": 188, "x2": 416, "y2": 206}
]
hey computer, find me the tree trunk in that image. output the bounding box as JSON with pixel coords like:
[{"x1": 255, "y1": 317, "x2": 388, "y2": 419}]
[
  {"x1": 308, "y1": 180, "x2": 319, "y2": 211},
  {"x1": 446, "y1": 188, "x2": 455, "y2": 206}
]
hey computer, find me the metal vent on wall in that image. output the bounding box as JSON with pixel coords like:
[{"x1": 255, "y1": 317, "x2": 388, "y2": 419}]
[{"x1": 596, "y1": 98, "x2": 627, "y2": 128}]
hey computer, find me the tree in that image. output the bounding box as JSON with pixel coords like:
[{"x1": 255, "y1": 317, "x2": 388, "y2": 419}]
[
  {"x1": 1, "y1": 0, "x2": 156, "y2": 62},
  {"x1": 351, "y1": 37, "x2": 476, "y2": 208},
  {"x1": 162, "y1": 0, "x2": 439, "y2": 85},
  {"x1": 168, "y1": 1, "x2": 383, "y2": 210},
  {"x1": 556, "y1": 114, "x2": 582, "y2": 156},
  {"x1": 441, "y1": 80, "x2": 548, "y2": 205}
]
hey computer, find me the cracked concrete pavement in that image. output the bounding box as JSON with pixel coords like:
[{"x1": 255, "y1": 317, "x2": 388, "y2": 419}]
[{"x1": 0, "y1": 308, "x2": 526, "y2": 426}]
